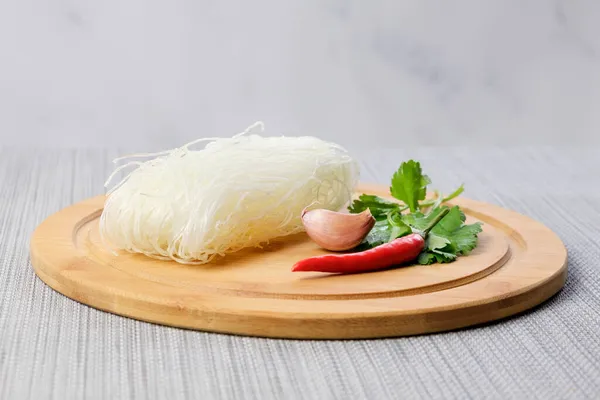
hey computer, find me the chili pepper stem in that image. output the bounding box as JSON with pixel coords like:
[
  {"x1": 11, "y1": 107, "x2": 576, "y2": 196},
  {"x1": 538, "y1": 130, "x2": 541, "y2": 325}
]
[{"x1": 417, "y1": 208, "x2": 450, "y2": 238}]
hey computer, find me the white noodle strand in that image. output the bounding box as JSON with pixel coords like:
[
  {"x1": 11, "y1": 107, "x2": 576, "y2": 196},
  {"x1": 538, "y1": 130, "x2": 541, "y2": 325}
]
[{"x1": 99, "y1": 122, "x2": 359, "y2": 264}]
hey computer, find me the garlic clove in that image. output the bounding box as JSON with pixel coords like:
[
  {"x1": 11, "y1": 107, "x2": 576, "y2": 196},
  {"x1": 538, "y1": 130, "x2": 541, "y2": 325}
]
[{"x1": 301, "y1": 208, "x2": 376, "y2": 251}]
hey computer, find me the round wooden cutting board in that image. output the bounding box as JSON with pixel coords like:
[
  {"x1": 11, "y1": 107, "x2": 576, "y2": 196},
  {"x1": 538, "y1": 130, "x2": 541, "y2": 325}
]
[{"x1": 30, "y1": 184, "x2": 567, "y2": 339}]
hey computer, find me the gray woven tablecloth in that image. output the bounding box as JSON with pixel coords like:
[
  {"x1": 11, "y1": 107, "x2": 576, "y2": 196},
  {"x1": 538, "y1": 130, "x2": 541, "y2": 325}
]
[{"x1": 1, "y1": 146, "x2": 599, "y2": 399}]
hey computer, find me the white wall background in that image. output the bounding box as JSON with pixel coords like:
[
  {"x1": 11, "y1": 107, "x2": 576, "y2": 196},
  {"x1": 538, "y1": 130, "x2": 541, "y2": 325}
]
[{"x1": 1, "y1": 0, "x2": 600, "y2": 150}]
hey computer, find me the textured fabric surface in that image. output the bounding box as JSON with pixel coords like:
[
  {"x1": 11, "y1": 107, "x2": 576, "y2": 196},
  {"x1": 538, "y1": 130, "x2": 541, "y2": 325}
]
[{"x1": 1, "y1": 146, "x2": 599, "y2": 399}]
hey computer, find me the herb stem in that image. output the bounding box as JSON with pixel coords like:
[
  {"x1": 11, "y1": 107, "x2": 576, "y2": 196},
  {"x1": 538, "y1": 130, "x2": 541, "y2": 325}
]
[
  {"x1": 420, "y1": 185, "x2": 464, "y2": 208},
  {"x1": 421, "y1": 208, "x2": 450, "y2": 237}
]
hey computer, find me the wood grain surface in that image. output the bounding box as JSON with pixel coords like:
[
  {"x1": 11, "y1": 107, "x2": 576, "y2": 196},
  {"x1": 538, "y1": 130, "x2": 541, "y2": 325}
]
[{"x1": 29, "y1": 184, "x2": 568, "y2": 339}]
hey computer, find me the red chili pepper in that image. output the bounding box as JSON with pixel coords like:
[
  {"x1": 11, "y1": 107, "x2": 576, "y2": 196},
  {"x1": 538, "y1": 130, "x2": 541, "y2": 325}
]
[{"x1": 292, "y1": 208, "x2": 449, "y2": 274}]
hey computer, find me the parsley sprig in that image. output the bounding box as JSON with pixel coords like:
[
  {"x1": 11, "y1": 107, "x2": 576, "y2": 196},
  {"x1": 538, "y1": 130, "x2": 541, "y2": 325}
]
[{"x1": 349, "y1": 160, "x2": 482, "y2": 265}]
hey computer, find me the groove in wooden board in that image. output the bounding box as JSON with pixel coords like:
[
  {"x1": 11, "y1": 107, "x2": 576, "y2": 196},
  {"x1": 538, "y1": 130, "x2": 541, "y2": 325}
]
[
  {"x1": 29, "y1": 184, "x2": 568, "y2": 339},
  {"x1": 76, "y1": 209, "x2": 510, "y2": 300}
]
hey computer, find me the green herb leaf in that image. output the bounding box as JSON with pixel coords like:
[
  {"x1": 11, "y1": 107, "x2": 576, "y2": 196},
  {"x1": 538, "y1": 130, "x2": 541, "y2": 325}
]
[
  {"x1": 418, "y1": 250, "x2": 456, "y2": 265},
  {"x1": 431, "y1": 206, "x2": 465, "y2": 233},
  {"x1": 353, "y1": 212, "x2": 413, "y2": 251},
  {"x1": 402, "y1": 205, "x2": 482, "y2": 262},
  {"x1": 353, "y1": 220, "x2": 391, "y2": 251},
  {"x1": 417, "y1": 253, "x2": 436, "y2": 265},
  {"x1": 348, "y1": 194, "x2": 400, "y2": 220},
  {"x1": 390, "y1": 160, "x2": 431, "y2": 212},
  {"x1": 426, "y1": 233, "x2": 457, "y2": 262},
  {"x1": 442, "y1": 222, "x2": 483, "y2": 255},
  {"x1": 430, "y1": 248, "x2": 458, "y2": 263},
  {"x1": 387, "y1": 211, "x2": 412, "y2": 242},
  {"x1": 427, "y1": 234, "x2": 451, "y2": 251},
  {"x1": 401, "y1": 206, "x2": 449, "y2": 231},
  {"x1": 429, "y1": 206, "x2": 482, "y2": 255}
]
